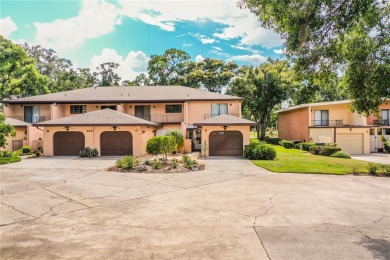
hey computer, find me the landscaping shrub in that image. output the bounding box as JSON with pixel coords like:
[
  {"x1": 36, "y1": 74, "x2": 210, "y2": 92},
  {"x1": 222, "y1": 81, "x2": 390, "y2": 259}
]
[
  {"x1": 146, "y1": 136, "x2": 176, "y2": 162},
  {"x1": 378, "y1": 164, "x2": 390, "y2": 176},
  {"x1": 13, "y1": 149, "x2": 23, "y2": 156},
  {"x1": 79, "y1": 147, "x2": 98, "y2": 158},
  {"x1": 279, "y1": 140, "x2": 294, "y2": 149},
  {"x1": 0, "y1": 156, "x2": 21, "y2": 165},
  {"x1": 181, "y1": 154, "x2": 191, "y2": 164},
  {"x1": 265, "y1": 137, "x2": 281, "y2": 145},
  {"x1": 166, "y1": 129, "x2": 184, "y2": 151},
  {"x1": 330, "y1": 151, "x2": 351, "y2": 159},
  {"x1": 172, "y1": 161, "x2": 178, "y2": 169},
  {"x1": 319, "y1": 147, "x2": 342, "y2": 156},
  {"x1": 116, "y1": 156, "x2": 140, "y2": 170},
  {"x1": 294, "y1": 143, "x2": 301, "y2": 149},
  {"x1": 367, "y1": 163, "x2": 379, "y2": 175},
  {"x1": 244, "y1": 140, "x2": 276, "y2": 160},
  {"x1": 381, "y1": 135, "x2": 389, "y2": 153},
  {"x1": 0, "y1": 150, "x2": 13, "y2": 157},
  {"x1": 152, "y1": 160, "x2": 161, "y2": 169},
  {"x1": 300, "y1": 142, "x2": 315, "y2": 151},
  {"x1": 309, "y1": 145, "x2": 322, "y2": 155},
  {"x1": 309, "y1": 145, "x2": 341, "y2": 156},
  {"x1": 22, "y1": 146, "x2": 32, "y2": 154}
]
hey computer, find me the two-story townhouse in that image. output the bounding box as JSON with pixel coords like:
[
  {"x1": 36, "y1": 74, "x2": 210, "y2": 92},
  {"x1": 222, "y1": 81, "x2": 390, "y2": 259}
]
[
  {"x1": 2, "y1": 86, "x2": 256, "y2": 157},
  {"x1": 276, "y1": 100, "x2": 390, "y2": 155}
]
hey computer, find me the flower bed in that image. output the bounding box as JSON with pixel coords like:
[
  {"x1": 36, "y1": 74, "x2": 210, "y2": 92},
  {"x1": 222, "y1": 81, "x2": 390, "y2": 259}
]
[{"x1": 108, "y1": 154, "x2": 205, "y2": 173}]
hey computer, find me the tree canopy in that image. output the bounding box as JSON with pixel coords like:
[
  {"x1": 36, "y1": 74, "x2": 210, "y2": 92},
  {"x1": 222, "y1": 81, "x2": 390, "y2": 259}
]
[
  {"x1": 227, "y1": 59, "x2": 296, "y2": 140},
  {"x1": 0, "y1": 114, "x2": 15, "y2": 148},
  {"x1": 239, "y1": 0, "x2": 390, "y2": 114},
  {"x1": 0, "y1": 36, "x2": 49, "y2": 100}
]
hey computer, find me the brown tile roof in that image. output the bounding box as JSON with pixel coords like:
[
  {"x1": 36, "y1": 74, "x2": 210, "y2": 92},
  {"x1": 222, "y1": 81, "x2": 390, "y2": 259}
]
[
  {"x1": 33, "y1": 109, "x2": 159, "y2": 126},
  {"x1": 5, "y1": 117, "x2": 31, "y2": 127},
  {"x1": 3, "y1": 86, "x2": 243, "y2": 104},
  {"x1": 194, "y1": 114, "x2": 257, "y2": 126}
]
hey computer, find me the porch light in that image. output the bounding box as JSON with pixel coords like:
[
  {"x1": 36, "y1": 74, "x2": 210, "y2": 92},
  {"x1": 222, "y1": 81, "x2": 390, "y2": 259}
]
[
  {"x1": 65, "y1": 126, "x2": 70, "y2": 131},
  {"x1": 223, "y1": 125, "x2": 228, "y2": 131},
  {"x1": 113, "y1": 126, "x2": 117, "y2": 131}
]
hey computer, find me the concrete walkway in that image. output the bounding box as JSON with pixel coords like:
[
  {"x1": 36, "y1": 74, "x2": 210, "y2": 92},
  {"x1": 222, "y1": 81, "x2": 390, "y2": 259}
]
[{"x1": 1, "y1": 157, "x2": 389, "y2": 259}]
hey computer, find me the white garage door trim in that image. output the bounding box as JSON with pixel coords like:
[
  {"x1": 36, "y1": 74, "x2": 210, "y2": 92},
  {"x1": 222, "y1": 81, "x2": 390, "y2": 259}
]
[{"x1": 336, "y1": 133, "x2": 364, "y2": 155}]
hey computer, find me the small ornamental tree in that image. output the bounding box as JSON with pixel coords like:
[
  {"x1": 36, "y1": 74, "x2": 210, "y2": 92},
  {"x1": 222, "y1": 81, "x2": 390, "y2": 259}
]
[
  {"x1": 146, "y1": 136, "x2": 177, "y2": 163},
  {"x1": 0, "y1": 114, "x2": 16, "y2": 148},
  {"x1": 166, "y1": 129, "x2": 184, "y2": 152}
]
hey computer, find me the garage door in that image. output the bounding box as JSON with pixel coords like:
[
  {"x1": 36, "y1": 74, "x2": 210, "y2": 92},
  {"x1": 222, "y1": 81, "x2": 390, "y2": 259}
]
[
  {"x1": 100, "y1": 131, "x2": 132, "y2": 156},
  {"x1": 54, "y1": 132, "x2": 85, "y2": 156},
  {"x1": 209, "y1": 131, "x2": 243, "y2": 156},
  {"x1": 336, "y1": 133, "x2": 364, "y2": 155}
]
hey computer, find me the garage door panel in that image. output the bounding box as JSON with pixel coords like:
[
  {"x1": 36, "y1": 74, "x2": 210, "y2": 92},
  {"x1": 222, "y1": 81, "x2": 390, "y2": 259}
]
[
  {"x1": 54, "y1": 132, "x2": 85, "y2": 156},
  {"x1": 209, "y1": 131, "x2": 243, "y2": 156},
  {"x1": 337, "y1": 133, "x2": 364, "y2": 155},
  {"x1": 101, "y1": 131, "x2": 132, "y2": 156}
]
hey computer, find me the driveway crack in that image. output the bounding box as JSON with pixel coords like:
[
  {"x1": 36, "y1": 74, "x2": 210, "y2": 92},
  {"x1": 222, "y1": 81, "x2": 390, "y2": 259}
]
[{"x1": 1, "y1": 202, "x2": 35, "y2": 219}]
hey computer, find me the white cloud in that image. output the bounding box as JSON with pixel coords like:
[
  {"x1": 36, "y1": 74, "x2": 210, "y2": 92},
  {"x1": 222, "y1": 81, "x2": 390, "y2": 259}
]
[
  {"x1": 33, "y1": 0, "x2": 121, "y2": 52},
  {"x1": 274, "y1": 48, "x2": 284, "y2": 54},
  {"x1": 0, "y1": 17, "x2": 18, "y2": 37},
  {"x1": 89, "y1": 48, "x2": 149, "y2": 81},
  {"x1": 213, "y1": 46, "x2": 222, "y2": 51},
  {"x1": 118, "y1": 0, "x2": 282, "y2": 49},
  {"x1": 195, "y1": 54, "x2": 204, "y2": 62},
  {"x1": 189, "y1": 33, "x2": 216, "y2": 44},
  {"x1": 230, "y1": 54, "x2": 267, "y2": 65}
]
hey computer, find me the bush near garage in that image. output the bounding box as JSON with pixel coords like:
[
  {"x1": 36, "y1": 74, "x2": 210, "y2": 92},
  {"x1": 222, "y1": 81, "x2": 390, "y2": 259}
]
[
  {"x1": 244, "y1": 139, "x2": 276, "y2": 160},
  {"x1": 265, "y1": 137, "x2": 281, "y2": 145},
  {"x1": 330, "y1": 151, "x2": 351, "y2": 159},
  {"x1": 279, "y1": 140, "x2": 294, "y2": 149},
  {"x1": 146, "y1": 136, "x2": 177, "y2": 163},
  {"x1": 310, "y1": 145, "x2": 341, "y2": 156},
  {"x1": 22, "y1": 146, "x2": 32, "y2": 154},
  {"x1": 300, "y1": 142, "x2": 315, "y2": 151},
  {"x1": 79, "y1": 147, "x2": 99, "y2": 158}
]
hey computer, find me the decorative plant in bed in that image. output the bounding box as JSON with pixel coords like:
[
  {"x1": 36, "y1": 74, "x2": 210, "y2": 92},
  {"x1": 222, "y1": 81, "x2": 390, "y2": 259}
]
[{"x1": 109, "y1": 135, "x2": 205, "y2": 173}]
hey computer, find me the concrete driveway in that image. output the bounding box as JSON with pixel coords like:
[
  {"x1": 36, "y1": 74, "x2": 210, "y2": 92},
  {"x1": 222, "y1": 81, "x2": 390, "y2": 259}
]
[
  {"x1": 352, "y1": 153, "x2": 390, "y2": 165},
  {"x1": 1, "y1": 157, "x2": 389, "y2": 259}
]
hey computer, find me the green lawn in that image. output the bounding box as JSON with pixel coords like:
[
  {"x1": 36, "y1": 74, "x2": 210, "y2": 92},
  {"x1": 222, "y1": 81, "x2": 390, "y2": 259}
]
[
  {"x1": 0, "y1": 156, "x2": 21, "y2": 165},
  {"x1": 252, "y1": 145, "x2": 369, "y2": 175}
]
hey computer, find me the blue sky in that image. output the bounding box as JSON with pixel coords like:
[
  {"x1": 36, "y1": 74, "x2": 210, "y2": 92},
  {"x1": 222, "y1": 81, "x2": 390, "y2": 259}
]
[{"x1": 0, "y1": 0, "x2": 285, "y2": 80}]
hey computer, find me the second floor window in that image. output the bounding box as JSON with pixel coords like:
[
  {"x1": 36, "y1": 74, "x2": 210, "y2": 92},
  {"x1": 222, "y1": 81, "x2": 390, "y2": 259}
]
[
  {"x1": 211, "y1": 103, "x2": 228, "y2": 116},
  {"x1": 165, "y1": 105, "x2": 182, "y2": 113},
  {"x1": 70, "y1": 105, "x2": 86, "y2": 114},
  {"x1": 381, "y1": 110, "x2": 389, "y2": 125},
  {"x1": 314, "y1": 110, "x2": 329, "y2": 126}
]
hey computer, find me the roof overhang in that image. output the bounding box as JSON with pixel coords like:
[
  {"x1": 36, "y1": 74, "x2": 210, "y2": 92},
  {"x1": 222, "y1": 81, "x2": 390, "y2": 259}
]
[
  {"x1": 194, "y1": 122, "x2": 257, "y2": 126},
  {"x1": 33, "y1": 123, "x2": 160, "y2": 127}
]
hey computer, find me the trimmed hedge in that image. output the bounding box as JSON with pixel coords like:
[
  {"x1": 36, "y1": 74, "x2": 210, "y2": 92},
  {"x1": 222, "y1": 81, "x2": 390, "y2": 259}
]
[
  {"x1": 279, "y1": 140, "x2": 294, "y2": 149},
  {"x1": 79, "y1": 147, "x2": 98, "y2": 158},
  {"x1": 300, "y1": 142, "x2": 315, "y2": 151},
  {"x1": 309, "y1": 145, "x2": 341, "y2": 156},
  {"x1": 244, "y1": 140, "x2": 276, "y2": 160},
  {"x1": 265, "y1": 137, "x2": 281, "y2": 145},
  {"x1": 330, "y1": 151, "x2": 351, "y2": 159}
]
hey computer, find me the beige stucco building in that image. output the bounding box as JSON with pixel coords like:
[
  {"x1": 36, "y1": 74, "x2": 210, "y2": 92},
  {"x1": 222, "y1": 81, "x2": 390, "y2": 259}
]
[
  {"x1": 276, "y1": 100, "x2": 390, "y2": 155},
  {"x1": 2, "y1": 86, "x2": 255, "y2": 157}
]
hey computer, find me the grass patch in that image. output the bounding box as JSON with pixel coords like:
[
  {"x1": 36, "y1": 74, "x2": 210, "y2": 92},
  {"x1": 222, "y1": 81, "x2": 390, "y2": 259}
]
[
  {"x1": 0, "y1": 156, "x2": 22, "y2": 165},
  {"x1": 252, "y1": 145, "x2": 369, "y2": 175}
]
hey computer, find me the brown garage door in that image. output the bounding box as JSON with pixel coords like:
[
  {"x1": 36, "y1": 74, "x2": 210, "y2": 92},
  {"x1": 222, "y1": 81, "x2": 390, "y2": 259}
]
[
  {"x1": 54, "y1": 132, "x2": 85, "y2": 156},
  {"x1": 209, "y1": 131, "x2": 243, "y2": 156},
  {"x1": 100, "y1": 131, "x2": 132, "y2": 156}
]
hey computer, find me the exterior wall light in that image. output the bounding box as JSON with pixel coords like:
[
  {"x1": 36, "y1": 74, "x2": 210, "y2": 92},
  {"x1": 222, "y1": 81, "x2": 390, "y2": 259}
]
[
  {"x1": 113, "y1": 126, "x2": 117, "y2": 131},
  {"x1": 223, "y1": 126, "x2": 228, "y2": 131},
  {"x1": 65, "y1": 126, "x2": 70, "y2": 131}
]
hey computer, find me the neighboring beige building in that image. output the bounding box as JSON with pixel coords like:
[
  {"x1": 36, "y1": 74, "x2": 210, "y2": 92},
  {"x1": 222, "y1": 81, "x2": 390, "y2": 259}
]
[
  {"x1": 2, "y1": 86, "x2": 256, "y2": 157},
  {"x1": 276, "y1": 100, "x2": 390, "y2": 155}
]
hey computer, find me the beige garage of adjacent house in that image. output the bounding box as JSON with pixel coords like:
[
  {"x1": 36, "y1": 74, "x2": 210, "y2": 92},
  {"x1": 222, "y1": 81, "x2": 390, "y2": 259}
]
[
  {"x1": 336, "y1": 133, "x2": 364, "y2": 155},
  {"x1": 194, "y1": 114, "x2": 256, "y2": 156},
  {"x1": 34, "y1": 109, "x2": 158, "y2": 157}
]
